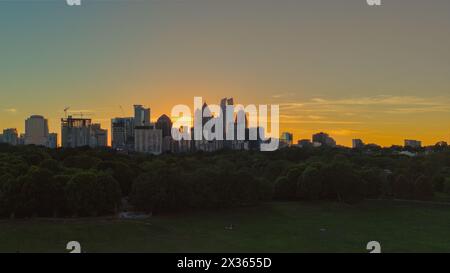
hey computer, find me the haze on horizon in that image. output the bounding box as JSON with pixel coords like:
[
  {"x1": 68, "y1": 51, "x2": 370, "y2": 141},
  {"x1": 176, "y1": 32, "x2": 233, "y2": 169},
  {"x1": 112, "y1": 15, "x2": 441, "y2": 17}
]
[{"x1": 0, "y1": 0, "x2": 449, "y2": 147}]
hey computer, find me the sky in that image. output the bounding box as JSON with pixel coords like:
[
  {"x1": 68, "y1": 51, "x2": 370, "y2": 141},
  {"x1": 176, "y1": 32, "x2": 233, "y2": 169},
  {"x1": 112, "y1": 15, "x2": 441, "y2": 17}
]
[{"x1": 0, "y1": 0, "x2": 449, "y2": 147}]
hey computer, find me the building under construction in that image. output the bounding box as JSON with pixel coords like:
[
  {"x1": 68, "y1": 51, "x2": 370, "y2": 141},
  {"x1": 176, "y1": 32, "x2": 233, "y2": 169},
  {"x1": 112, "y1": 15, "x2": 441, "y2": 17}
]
[{"x1": 61, "y1": 116, "x2": 107, "y2": 148}]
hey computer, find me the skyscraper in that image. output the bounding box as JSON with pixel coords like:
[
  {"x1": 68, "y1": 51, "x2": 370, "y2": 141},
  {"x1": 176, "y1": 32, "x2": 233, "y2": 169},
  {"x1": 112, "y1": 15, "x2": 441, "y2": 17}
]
[
  {"x1": 156, "y1": 114, "x2": 173, "y2": 153},
  {"x1": 2, "y1": 128, "x2": 18, "y2": 146},
  {"x1": 25, "y1": 115, "x2": 49, "y2": 146},
  {"x1": 155, "y1": 114, "x2": 173, "y2": 138},
  {"x1": 134, "y1": 105, "x2": 151, "y2": 127},
  {"x1": 220, "y1": 97, "x2": 234, "y2": 144},
  {"x1": 111, "y1": 117, "x2": 135, "y2": 151}
]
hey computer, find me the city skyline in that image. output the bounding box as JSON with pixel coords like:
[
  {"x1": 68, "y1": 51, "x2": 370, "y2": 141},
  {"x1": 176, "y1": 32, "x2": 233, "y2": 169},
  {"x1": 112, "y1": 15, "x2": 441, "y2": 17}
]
[
  {"x1": 0, "y1": 104, "x2": 447, "y2": 149},
  {"x1": 1, "y1": 0, "x2": 450, "y2": 146}
]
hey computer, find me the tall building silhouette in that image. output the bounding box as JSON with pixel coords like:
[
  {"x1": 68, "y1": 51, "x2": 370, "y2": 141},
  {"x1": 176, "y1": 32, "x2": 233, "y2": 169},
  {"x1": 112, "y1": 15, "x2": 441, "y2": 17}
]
[
  {"x1": 134, "y1": 105, "x2": 151, "y2": 127},
  {"x1": 25, "y1": 115, "x2": 49, "y2": 146},
  {"x1": 111, "y1": 117, "x2": 135, "y2": 151}
]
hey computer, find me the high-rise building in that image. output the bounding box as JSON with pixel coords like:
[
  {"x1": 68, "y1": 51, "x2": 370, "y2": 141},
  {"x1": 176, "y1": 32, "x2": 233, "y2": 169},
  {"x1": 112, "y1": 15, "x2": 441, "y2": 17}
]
[
  {"x1": 2, "y1": 128, "x2": 18, "y2": 146},
  {"x1": 47, "y1": 133, "x2": 58, "y2": 149},
  {"x1": 352, "y1": 139, "x2": 365, "y2": 149},
  {"x1": 111, "y1": 117, "x2": 135, "y2": 151},
  {"x1": 156, "y1": 114, "x2": 173, "y2": 153},
  {"x1": 220, "y1": 97, "x2": 234, "y2": 145},
  {"x1": 155, "y1": 114, "x2": 173, "y2": 138},
  {"x1": 134, "y1": 125, "x2": 162, "y2": 155},
  {"x1": 90, "y1": 124, "x2": 108, "y2": 148},
  {"x1": 134, "y1": 105, "x2": 151, "y2": 127},
  {"x1": 61, "y1": 116, "x2": 91, "y2": 148},
  {"x1": 61, "y1": 116, "x2": 107, "y2": 148},
  {"x1": 25, "y1": 115, "x2": 49, "y2": 146},
  {"x1": 312, "y1": 132, "x2": 336, "y2": 147},
  {"x1": 405, "y1": 139, "x2": 422, "y2": 148},
  {"x1": 280, "y1": 132, "x2": 293, "y2": 146}
]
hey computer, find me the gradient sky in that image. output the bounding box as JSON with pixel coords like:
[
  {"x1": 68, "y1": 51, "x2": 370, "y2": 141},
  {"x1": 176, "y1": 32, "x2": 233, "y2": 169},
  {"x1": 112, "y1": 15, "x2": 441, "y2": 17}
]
[{"x1": 1, "y1": 0, "x2": 449, "y2": 146}]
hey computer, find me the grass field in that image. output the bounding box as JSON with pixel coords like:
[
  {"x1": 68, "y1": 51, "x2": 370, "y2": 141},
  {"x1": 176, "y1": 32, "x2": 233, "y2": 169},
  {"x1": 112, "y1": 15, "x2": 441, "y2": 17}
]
[{"x1": 1, "y1": 200, "x2": 450, "y2": 253}]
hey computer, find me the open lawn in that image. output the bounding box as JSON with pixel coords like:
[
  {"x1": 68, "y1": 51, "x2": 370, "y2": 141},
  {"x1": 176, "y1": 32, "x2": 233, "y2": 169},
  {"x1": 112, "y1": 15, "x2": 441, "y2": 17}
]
[{"x1": 1, "y1": 200, "x2": 450, "y2": 253}]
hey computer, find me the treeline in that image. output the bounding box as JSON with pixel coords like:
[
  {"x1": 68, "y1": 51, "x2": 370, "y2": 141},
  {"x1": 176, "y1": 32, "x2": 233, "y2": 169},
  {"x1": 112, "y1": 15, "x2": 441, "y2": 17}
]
[{"x1": 0, "y1": 143, "x2": 449, "y2": 218}]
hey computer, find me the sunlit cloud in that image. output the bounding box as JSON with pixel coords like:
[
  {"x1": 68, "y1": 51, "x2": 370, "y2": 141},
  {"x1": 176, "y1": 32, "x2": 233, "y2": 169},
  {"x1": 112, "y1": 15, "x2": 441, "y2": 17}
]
[{"x1": 3, "y1": 108, "x2": 17, "y2": 114}]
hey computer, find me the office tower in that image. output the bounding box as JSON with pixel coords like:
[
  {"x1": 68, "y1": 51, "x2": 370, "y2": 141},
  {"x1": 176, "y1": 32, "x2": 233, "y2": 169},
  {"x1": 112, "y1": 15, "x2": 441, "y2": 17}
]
[
  {"x1": 25, "y1": 115, "x2": 49, "y2": 146},
  {"x1": 2, "y1": 128, "x2": 18, "y2": 146},
  {"x1": 155, "y1": 114, "x2": 173, "y2": 138},
  {"x1": 134, "y1": 125, "x2": 162, "y2": 155},
  {"x1": 405, "y1": 139, "x2": 422, "y2": 148},
  {"x1": 352, "y1": 139, "x2": 365, "y2": 149},
  {"x1": 134, "y1": 105, "x2": 151, "y2": 127},
  {"x1": 156, "y1": 114, "x2": 173, "y2": 153},
  {"x1": 280, "y1": 132, "x2": 293, "y2": 146},
  {"x1": 47, "y1": 133, "x2": 58, "y2": 149},
  {"x1": 111, "y1": 117, "x2": 135, "y2": 151},
  {"x1": 220, "y1": 97, "x2": 234, "y2": 145},
  {"x1": 90, "y1": 124, "x2": 108, "y2": 148},
  {"x1": 312, "y1": 132, "x2": 336, "y2": 147}
]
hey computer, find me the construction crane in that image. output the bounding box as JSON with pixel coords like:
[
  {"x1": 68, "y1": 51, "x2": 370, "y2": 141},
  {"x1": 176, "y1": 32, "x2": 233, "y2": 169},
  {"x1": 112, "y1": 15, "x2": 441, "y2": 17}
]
[{"x1": 64, "y1": 107, "x2": 70, "y2": 118}]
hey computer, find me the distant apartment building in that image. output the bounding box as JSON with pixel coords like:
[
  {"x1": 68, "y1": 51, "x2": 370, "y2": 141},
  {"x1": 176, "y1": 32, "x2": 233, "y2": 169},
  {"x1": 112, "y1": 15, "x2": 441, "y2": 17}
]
[
  {"x1": 25, "y1": 115, "x2": 49, "y2": 146},
  {"x1": 1, "y1": 128, "x2": 18, "y2": 146},
  {"x1": 47, "y1": 133, "x2": 58, "y2": 149},
  {"x1": 352, "y1": 139, "x2": 365, "y2": 149},
  {"x1": 111, "y1": 117, "x2": 135, "y2": 151},
  {"x1": 61, "y1": 116, "x2": 107, "y2": 148},
  {"x1": 405, "y1": 139, "x2": 422, "y2": 148},
  {"x1": 156, "y1": 114, "x2": 173, "y2": 153},
  {"x1": 134, "y1": 125, "x2": 162, "y2": 155},
  {"x1": 134, "y1": 105, "x2": 151, "y2": 127},
  {"x1": 312, "y1": 132, "x2": 336, "y2": 147},
  {"x1": 220, "y1": 97, "x2": 234, "y2": 148},
  {"x1": 90, "y1": 124, "x2": 108, "y2": 148},
  {"x1": 280, "y1": 132, "x2": 293, "y2": 147}
]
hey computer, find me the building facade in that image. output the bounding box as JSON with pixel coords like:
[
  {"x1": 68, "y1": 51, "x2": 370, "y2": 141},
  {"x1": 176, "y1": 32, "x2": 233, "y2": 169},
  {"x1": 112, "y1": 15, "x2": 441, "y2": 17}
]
[
  {"x1": 2, "y1": 128, "x2": 19, "y2": 146},
  {"x1": 25, "y1": 115, "x2": 49, "y2": 146},
  {"x1": 134, "y1": 126, "x2": 162, "y2": 155},
  {"x1": 111, "y1": 117, "x2": 135, "y2": 151},
  {"x1": 134, "y1": 105, "x2": 151, "y2": 127}
]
